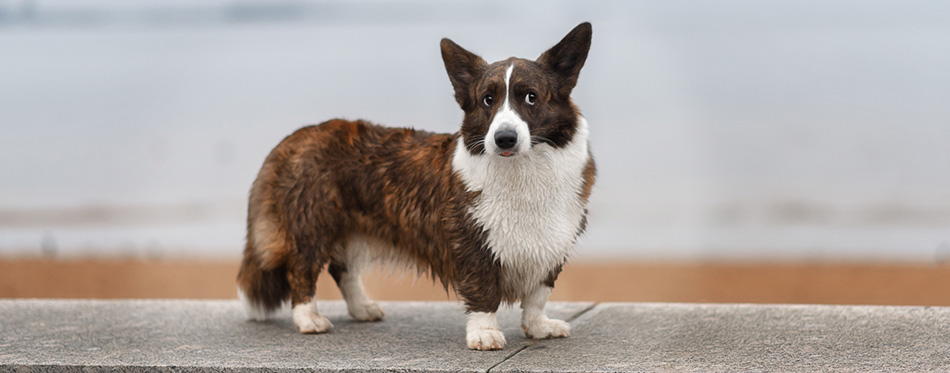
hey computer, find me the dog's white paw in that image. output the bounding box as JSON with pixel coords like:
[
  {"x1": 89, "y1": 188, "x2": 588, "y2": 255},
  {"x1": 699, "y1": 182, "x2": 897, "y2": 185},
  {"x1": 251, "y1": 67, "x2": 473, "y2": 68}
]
[
  {"x1": 523, "y1": 318, "x2": 571, "y2": 339},
  {"x1": 467, "y1": 329, "x2": 506, "y2": 350},
  {"x1": 348, "y1": 301, "x2": 385, "y2": 321},
  {"x1": 292, "y1": 304, "x2": 333, "y2": 334}
]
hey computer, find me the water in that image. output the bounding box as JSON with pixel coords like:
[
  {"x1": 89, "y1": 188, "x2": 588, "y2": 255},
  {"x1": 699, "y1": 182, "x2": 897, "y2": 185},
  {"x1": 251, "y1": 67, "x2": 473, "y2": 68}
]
[{"x1": 1, "y1": 0, "x2": 949, "y2": 261}]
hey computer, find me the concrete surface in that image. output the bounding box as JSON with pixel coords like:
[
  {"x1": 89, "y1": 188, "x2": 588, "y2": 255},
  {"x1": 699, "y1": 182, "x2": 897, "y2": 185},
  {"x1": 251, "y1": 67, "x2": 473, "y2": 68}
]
[
  {"x1": 494, "y1": 303, "x2": 950, "y2": 372},
  {"x1": 1, "y1": 300, "x2": 949, "y2": 372}
]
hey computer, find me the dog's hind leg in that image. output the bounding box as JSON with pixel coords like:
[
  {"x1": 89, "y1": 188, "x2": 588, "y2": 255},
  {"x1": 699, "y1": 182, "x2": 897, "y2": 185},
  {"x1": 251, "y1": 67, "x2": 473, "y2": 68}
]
[
  {"x1": 328, "y1": 236, "x2": 385, "y2": 322},
  {"x1": 288, "y1": 250, "x2": 333, "y2": 334}
]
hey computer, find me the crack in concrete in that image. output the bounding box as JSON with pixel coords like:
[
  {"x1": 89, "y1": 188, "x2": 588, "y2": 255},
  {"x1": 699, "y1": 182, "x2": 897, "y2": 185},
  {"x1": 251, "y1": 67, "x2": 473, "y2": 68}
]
[
  {"x1": 485, "y1": 303, "x2": 600, "y2": 372},
  {"x1": 486, "y1": 344, "x2": 530, "y2": 373},
  {"x1": 566, "y1": 302, "x2": 599, "y2": 323}
]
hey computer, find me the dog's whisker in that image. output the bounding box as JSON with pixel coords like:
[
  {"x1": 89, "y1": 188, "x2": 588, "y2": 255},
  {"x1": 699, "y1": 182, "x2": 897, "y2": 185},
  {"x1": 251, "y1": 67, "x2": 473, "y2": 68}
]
[
  {"x1": 465, "y1": 135, "x2": 486, "y2": 152},
  {"x1": 530, "y1": 135, "x2": 556, "y2": 146}
]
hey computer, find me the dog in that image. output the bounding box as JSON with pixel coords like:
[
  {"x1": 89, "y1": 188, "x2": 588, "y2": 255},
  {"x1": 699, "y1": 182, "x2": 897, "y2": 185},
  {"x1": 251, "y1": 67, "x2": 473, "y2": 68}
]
[{"x1": 237, "y1": 22, "x2": 594, "y2": 351}]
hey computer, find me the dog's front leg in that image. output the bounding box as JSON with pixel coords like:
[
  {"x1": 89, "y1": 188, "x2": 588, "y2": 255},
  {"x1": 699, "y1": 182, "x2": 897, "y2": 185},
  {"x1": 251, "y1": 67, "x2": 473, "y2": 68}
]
[
  {"x1": 466, "y1": 311, "x2": 504, "y2": 350},
  {"x1": 521, "y1": 284, "x2": 571, "y2": 339},
  {"x1": 455, "y1": 243, "x2": 505, "y2": 350},
  {"x1": 460, "y1": 280, "x2": 505, "y2": 350}
]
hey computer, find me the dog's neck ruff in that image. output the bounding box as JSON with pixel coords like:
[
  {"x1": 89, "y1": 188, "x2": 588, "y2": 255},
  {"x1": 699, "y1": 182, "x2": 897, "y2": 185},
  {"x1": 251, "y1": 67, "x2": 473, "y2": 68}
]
[{"x1": 451, "y1": 117, "x2": 590, "y2": 275}]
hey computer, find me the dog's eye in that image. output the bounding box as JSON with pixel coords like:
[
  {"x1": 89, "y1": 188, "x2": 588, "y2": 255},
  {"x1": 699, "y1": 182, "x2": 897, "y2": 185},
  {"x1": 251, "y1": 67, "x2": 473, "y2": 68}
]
[
  {"x1": 482, "y1": 95, "x2": 494, "y2": 107},
  {"x1": 525, "y1": 92, "x2": 537, "y2": 106}
]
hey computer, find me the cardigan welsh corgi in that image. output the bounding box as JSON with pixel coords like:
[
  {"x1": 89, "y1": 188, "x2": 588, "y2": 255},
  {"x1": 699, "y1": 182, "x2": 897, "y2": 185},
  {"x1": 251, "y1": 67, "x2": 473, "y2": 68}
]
[{"x1": 238, "y1": 22, "x2": 595, "y2": 350}]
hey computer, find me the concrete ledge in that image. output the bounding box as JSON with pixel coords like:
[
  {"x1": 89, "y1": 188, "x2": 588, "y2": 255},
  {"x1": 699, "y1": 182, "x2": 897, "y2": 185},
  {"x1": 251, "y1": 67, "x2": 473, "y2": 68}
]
[{"x1": 2, "y1": 300, "x2": 949, "y2": 372}]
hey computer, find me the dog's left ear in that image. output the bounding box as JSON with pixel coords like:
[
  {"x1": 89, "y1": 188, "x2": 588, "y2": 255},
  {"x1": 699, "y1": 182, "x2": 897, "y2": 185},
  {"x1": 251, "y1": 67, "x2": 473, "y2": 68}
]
[{"x1": 537, "y1": 22, "x2": 592, "y2": 98}]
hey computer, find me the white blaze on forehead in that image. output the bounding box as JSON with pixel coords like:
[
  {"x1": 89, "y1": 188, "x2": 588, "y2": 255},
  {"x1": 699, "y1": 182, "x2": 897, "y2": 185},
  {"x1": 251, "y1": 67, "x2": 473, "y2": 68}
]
[
  {"x1": 504, "y1": 63, "x2": 514, "y2": 109},
  {"x1": 484, "y1": 63, "x2": 530, "y2": 155}
]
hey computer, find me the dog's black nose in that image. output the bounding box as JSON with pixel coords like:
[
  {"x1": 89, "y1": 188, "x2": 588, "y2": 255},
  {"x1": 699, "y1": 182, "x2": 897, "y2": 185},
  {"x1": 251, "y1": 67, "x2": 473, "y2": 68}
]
[{"x1": 494, "y1": 130, "x2": 518, "y2": 150}]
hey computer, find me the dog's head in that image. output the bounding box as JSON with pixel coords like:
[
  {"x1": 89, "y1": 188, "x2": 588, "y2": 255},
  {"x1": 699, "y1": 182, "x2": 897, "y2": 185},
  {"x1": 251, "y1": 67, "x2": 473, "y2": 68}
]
[{"x1": 441, "y1": 22, "x2": 591, "y2": 158}]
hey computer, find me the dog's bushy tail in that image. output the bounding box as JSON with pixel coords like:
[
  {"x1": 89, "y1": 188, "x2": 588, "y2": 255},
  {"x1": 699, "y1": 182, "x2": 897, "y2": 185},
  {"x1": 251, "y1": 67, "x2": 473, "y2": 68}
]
[
  {"x1": 237, "y1": 248, "x2": 289, "y2": 320},
  {"x1": 237, "y1": 163, "x2": 293, "y2": 320}
]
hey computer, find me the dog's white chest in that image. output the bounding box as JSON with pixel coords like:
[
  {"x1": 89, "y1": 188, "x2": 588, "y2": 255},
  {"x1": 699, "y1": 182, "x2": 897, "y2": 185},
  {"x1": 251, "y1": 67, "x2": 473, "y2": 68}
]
[{"x1": 452, "y1": 119, "x2": 591, "y2": 284}]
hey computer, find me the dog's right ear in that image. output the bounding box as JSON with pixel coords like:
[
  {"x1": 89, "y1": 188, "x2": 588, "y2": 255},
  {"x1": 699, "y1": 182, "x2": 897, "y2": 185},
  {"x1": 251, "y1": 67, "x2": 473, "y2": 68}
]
[{"x1": 441, "y1": 38, "x2": 487, "y2": 110}]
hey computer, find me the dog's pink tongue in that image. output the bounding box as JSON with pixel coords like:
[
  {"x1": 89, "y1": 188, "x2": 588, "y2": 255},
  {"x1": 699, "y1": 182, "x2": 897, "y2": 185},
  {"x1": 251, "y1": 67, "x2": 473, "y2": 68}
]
[{"x1": 501, "y1": 151, "x2": 513, "y2": 157}]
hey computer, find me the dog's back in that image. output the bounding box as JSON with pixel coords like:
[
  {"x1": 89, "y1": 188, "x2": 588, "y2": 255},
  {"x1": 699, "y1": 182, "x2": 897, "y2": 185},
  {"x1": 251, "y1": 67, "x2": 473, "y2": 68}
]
[{"x1": 238, "y1": 119, "x2": 465, "y2": 314}]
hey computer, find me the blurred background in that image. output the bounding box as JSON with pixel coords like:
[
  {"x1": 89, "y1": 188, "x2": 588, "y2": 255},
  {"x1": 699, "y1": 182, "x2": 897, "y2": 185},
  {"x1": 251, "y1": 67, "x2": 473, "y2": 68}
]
[{"x1": 1, "y1": 0, "x2": 949, "y2": 304}]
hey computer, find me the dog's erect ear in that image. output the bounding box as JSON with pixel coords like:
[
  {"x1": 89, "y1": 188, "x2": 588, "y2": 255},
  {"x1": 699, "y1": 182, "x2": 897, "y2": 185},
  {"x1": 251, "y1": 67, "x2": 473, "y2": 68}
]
[
  {"x1": 537, "y1": 22, "x2": 592, "y2": 98},
  {"x1": 441, "y1": 38, "x2": 487, "y2": 110}
]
